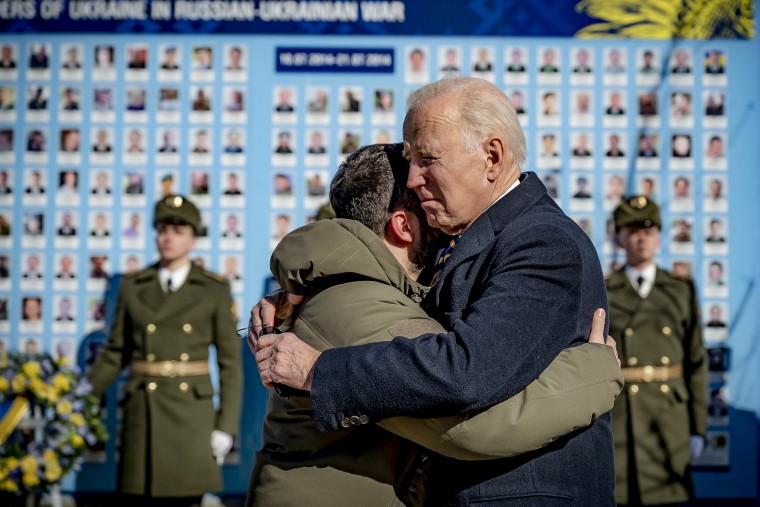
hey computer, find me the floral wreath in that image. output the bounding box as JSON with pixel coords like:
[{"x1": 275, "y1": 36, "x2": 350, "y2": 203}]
[{"x1": 0, "y1": 352, "x2": 108, "y2": 496}]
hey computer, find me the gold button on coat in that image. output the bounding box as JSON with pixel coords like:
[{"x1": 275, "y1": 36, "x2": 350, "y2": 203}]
[
  {"x1": 630, "y1": 385, "x2": 639, "y2": 394},
  {"x1": 624, "y1": 328, "x2": 634, "y2": 337},
  {"x1": 359, "y1": 415, "x2": 369, "y2": 425},
  {"x1": 662, "y1": 326, "x2": 671, "y2": 336},
  {"x1": 180, "y1": 353, "x2": 190, "y2": 361},
  {"x1": 147, "y1": 382, "x2": 157, "y2": 391},
  {"x1": 180, "y1": 382, "x2": 189, "y2": 392},
  {"x1": 661, "y1": 385, "x2": 670, "y2": 393},
  {"x1": 183, "y1": 324, "x2": 193, "y2": 334},
  {"x1": 627, "y1": 357, "x2": 639, "y2": 366},
  {"x1": 350, "y1": 415, "x2": 361, "y2": 426},
  {"x1": 146, "y1": 354, "x2": 156, "y2": 362},
  {"x1": 340, "y1": 418, "x2": 351, "y2": 428},
  {"x1": 146, "y1": 323, "x2": 157, "y2": 334},
  {"x1": 661, "y1": 356, "x2": 671, "y2": 365}
]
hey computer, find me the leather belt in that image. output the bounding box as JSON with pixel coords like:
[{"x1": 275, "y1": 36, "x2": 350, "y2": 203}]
[
  {"x1": 623, "y1": 364, "x2": 683, "y2": 383},
  {"x1": 132, "y1": 360, "x2": 209, "y2": 378}
]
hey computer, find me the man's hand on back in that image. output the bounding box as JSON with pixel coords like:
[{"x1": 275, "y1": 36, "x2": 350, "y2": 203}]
[
  {"x1": 247, "y1": 290, "x2": 304, "y2": 354},
  {"x1": 256, "y1": 331, "x2": 320, "y2": 391}
]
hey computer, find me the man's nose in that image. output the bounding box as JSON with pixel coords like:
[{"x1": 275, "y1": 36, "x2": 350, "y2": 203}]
[{"x1": 407, "y1": 163, "x2": 425, "y2": 189}]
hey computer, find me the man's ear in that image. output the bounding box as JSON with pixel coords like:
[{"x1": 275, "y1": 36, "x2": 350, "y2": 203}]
[
  {"x1": 385, "y1": 210, "x2": 414, "y2": 247},
  {"x1": 484, "y1": 136, "x2": 506, "y2": 182}
]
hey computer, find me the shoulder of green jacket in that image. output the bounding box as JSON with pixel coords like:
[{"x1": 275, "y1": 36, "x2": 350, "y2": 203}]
[
  {"x1": 201, "y1": 269, "x2": 227, "y2": 284},
  {"x1": 658, "y1": 268, "x2": 697, "y2": 291},
  {"x1": 127, "y1": 265, "x2": 158, "y2": 284},
  {"x1": 604, "y1": 268, "x2": 627, "y2": 288}
]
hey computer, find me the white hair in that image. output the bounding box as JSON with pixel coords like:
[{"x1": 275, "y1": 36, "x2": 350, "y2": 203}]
[{"x1": 405, "y1": 77, "x2": 527, "y2": 168}]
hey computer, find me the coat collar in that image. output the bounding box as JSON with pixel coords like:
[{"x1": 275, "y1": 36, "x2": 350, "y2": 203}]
[
  {"x1": 435, "y1": 172, "x2": 547, "y2": 288},
  {"x1": 606, "y1": 268, "x2": 643, "y2": 315},
  {"x1": 133, "y1": 263, "x2": 210, "y2": 324},
  {"x1": 607, "y1": 266, "x2": 680, "y2": 315}
]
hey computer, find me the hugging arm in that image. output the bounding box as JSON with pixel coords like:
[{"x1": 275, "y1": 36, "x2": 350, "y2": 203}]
[{"x1": 379, "y1": 342, "x2": 622, "y2": 460}]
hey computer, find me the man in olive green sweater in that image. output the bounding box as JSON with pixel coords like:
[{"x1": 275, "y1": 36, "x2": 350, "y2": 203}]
[{"x1": 248, "y1": 144, "x2": 622, "y2": 506}]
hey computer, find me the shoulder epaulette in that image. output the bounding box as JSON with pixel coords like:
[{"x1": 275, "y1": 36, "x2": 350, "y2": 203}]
[
  {"x1": 670, "y1": 273, "x2": 693, "y2": 283},
  {"x1": 660, "y1": 268, "x2": 696, "y2": 288},
  {"x1": 202, "y1": 270, "x2": 226, "y2": 283},
  {"x1": 130, "y1": 266, "x2": 156, "y2": 283}
]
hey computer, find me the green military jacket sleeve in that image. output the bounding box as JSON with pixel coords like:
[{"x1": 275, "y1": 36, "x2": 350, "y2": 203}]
[
  {"x1": 88, "y1": 278, "x2": 134, "y2": 396},
  {"x1": 379, "y1": 343, "x2": 622, "y2": 460}
]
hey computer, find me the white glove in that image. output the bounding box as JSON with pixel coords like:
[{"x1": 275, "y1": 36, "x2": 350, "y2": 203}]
[
  {"x1": 211, "y1": 430, "x2": 233, "y2": 465},
  {"x1": 690, "y1": 435, "x2": 705, "y2": 460}
]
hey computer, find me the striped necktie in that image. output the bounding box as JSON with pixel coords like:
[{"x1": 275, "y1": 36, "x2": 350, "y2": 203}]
[{"x1": 435, "y1": 235, "x2": 462, "y2": 272}]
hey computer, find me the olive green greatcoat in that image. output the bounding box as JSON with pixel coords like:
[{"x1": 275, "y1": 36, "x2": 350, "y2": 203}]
[
  {"x1": 607, "y1": 268, "x2": 708, "y2": 505},
  {"x1": 87, "y1": 264, "x2": 243, "y2": 497},
  {"x1": 249, "y1": 219, "x2": 623, "y2": 507}
]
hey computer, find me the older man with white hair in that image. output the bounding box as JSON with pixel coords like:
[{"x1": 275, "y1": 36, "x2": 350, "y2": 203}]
[{"x1": 253, "y1": 77, "x2": 616, "y2": 506}]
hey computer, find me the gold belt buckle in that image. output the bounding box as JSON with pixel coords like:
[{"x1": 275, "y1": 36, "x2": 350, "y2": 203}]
[
  {"x1": 642, "y1": 365, "x2": 655, "y2": 382},
  {"x1": 159, "y1": 361, "x2": 176, "y2": 378}
]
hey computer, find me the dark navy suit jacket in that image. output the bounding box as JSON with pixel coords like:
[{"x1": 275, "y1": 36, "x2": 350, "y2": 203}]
[{"x1": 312, "y1": 172, "x2": 615, "y2": 505}]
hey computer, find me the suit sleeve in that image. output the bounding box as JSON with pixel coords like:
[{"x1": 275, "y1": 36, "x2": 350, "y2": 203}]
[
  {"x1": 311, "y1": 224, "x2": 597, "y2": 432},
  {"x1": 685, "y1": 280, "x2": 708, "y2": 437},
  {"x1": 87, "y1": 281, "x2": 133, "y2": 396},
  {"x1": 214, "y1": 281, "x2": 243, "y2": 436},
  {"x1": 378, "y1": 343, "x2": 623, "y2": 460}
]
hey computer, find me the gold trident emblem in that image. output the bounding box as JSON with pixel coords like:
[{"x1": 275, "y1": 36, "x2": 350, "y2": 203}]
[
  {"x1": 631, "y1": 196, "x2": 647, "y2": 209},
  {"x1": 166, "y1": 196, "x2": 183, "y2": 208}
]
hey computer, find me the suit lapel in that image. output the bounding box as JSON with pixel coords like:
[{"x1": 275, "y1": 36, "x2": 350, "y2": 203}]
[
  {"x1": 645, "y1": 268, "x2": 680, "y2": 309},
  {"x1": 134, "y1": 265, "x2": 165, "y2": 313},
  {"x1": 432, "y1": 172, "x2": 547, "y2": 304},
  {"x1": 433, "y1": 218, "x2": 490, "y2": 304},
  {"x1": 607, "y1": 269, "x2": 644, "y2": 316}
]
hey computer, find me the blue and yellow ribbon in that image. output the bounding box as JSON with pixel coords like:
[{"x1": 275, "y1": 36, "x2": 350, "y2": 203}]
[{"x1": 0, "y1": 397, "x2": 30, "y2": 445}]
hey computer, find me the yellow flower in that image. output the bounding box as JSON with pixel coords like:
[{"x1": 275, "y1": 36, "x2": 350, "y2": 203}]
[
  {"x1": 44, "y1": 464, "x2": 62, "y2": 482},
  {"x1": 22, "y1": 472, "x2": 40, "y2": 487},
  {"x1": 30, "y1": 377, "x2": 46, "y2": 398},
  {"x1": 1, "y1": 478, "x2": 19, "y2": 492},
  {"x1": 6, "y1": 457, "x2": 19, "y2": 470},
  {"x1": 0, "y1": 376, "x2": 8, "y2": 391},
  {"x1": 69, "y1": 413, "x2": 85, "y2": 427},
  {"x1": 56, "y1": 400, "x2": 73, "y2": 416},
  {"x1": 43, "y1": 449, "x2": 58, "y2": 464},
  {"x1": 21, "y1": 361, "x2": 41, "y2": 378},
  {"x1": 52, "y1": 374, "x2": 71, "y2": 393},
  {"x1": 20, "y1": 455, "x2": 37, "y2": 473},
  {"x1": 11, "y1": 374, "x2": 27, "y2": 393},
  {"x1": 46, "y1": 385, "x2": 60, "y2": 403},
  {"x1": 70, "y1": 434, "x2": 85, "y2": 448},
  {"x1": 57, "y1": 356, "x2": 69, "y2": 367}
]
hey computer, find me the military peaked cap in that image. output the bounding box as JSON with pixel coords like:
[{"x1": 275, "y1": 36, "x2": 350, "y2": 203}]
[{"x1": 613, "y1": 195, "x2": 661, "y2": 231}]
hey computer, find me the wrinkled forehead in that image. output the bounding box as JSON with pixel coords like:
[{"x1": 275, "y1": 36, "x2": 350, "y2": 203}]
[{"x1": 402, "y1": 99, "x2": 459, "y2": 148}]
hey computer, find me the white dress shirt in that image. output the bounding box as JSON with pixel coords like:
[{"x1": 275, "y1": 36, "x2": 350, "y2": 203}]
[
  {"x1": 158, "y1": 262, "x2": 191, "y2": 293},
  {"x1": 625, "y1": 263, "x2": 656, "y2": 298}
]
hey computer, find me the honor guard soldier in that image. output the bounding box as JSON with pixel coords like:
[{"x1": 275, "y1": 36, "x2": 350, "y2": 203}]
[
  {"x1": 608, "y1": 196, "x2": 707, "y2": 506},
  {"x1": 88, "y1": 195, "x2": 243, "y2": 507}
]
